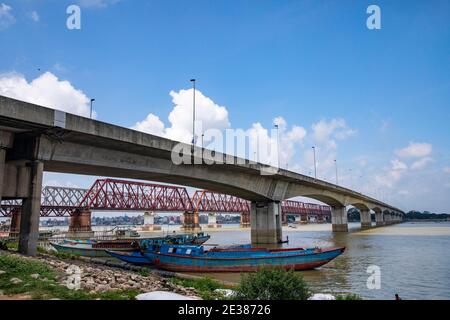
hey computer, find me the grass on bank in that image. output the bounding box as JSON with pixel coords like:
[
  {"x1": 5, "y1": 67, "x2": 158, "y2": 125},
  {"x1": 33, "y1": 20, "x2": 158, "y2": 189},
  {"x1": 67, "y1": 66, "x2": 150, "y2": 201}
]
[{"x1": 0, "y1": 253, "x2": 139, "y2": 300}]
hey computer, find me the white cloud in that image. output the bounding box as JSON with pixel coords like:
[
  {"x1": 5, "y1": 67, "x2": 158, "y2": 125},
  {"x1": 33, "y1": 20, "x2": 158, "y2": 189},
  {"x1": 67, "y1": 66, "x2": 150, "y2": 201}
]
[
  {"x1": 132, "y1": 88, "x2": 230, "y2": 144},
  {"x1": 443, "y1": 167, "x2": 450, "y2": 174},
  {"x1": 29, "y1": 11, "x2": 39, "y2": 22},
  {"x1": 391, "y1": 159, "x2": 408, "y2": 171},
  {"x1": 395, "y1": 142, "x2": 432, "y2": 158},
  {"x1": 0, "y1": 71, "x2": 95, "y2": 118},
  {"x1": 311, "y1": 118, "x2": 356, "y2": 149},
  {"x1": 410, "y1": 157, "x2": 434, "y2": 170},
  {"x1": 132, "y1": 113, "x2": 165, "y2": 137},
  {"x1": 374, "y1": 159, "x2": 408, "y2": 188},
  {"x1": 0, "y1": 3, "x2": 15, "y2": 31}
]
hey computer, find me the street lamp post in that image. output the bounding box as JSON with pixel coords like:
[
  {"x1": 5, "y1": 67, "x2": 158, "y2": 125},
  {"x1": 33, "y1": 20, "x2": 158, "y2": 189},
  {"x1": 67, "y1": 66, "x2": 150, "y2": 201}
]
[
  {"x1": 334, "y1": 159, "x2": 339, "y2": 185},
  {"x1": 349, "y1": 168, "x2": 353, "y2": 189},
  {"x1": 274, "y1": 124, "x2": 280, "y2": 169},
  {"x1": 190, "y1": 79, "x2": 196, "y2": 147},
  {"x1": 312, "y1": 146, "x2": 317, "y2": 179},
  {"x1": 90, "y1": 98, "x2": 95, "y2": 119}
]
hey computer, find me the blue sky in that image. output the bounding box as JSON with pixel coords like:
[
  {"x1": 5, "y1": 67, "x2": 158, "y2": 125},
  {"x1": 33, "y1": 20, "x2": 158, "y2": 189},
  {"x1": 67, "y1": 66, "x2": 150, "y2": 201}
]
[{"x1": 0, "y1": 0, "x2": 449, "y2": 212}]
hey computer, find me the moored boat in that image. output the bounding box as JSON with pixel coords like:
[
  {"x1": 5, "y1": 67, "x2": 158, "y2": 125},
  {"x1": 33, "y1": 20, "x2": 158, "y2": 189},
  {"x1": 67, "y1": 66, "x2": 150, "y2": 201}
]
[
  {"x1": 106, "y1": 250, "x2": 151, "y2": 265},
  {"x1": 50, "y1": 232, "x2": 211, "y2": 258},
  {"x1": 143, "y1": 244, "x2": 345, "y2": 272}
]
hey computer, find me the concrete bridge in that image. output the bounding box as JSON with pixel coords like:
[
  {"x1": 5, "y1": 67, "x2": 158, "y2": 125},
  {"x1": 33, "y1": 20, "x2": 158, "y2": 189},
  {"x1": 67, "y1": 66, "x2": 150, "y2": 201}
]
[{"x1": 0, "y1": 96, "x2": 404, "y2": 255}]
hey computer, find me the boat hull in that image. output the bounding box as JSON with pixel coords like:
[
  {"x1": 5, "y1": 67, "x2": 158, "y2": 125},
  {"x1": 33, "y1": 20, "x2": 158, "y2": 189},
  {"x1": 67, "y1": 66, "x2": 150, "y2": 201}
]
[
  {"x1": 146, "y1": 247, "x2": 345, "y2": 272},
  {"x1": 106, "y1": 250, "x2": 151, "y2": 265},
  {"x1": 50, "y1": 242, "x2": 135, "y2": 258}
]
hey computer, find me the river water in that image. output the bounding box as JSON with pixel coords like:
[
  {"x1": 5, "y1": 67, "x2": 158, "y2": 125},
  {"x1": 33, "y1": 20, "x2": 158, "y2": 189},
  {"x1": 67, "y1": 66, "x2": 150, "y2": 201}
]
[{"x1": 185, "y1": 221, "x2": 450, "y2": 300}]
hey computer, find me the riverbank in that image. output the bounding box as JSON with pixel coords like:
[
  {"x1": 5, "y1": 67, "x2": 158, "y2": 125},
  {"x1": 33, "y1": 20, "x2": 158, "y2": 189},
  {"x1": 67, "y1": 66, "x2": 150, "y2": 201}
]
[{"x1": 0, "y1": 249, "x2": 204, "y2": 300}]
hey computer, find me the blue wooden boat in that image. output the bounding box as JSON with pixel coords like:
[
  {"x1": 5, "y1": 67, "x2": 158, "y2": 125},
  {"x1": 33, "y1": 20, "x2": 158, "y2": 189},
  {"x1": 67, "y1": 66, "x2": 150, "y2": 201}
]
[
  {"x1": 105, "y1": 243, "x2": 252, "y2": 266},
  {"x1": 51, "y1": 232, "x2": 210, "y2": 258},
  {"x1": 106, "y1": 250, "x2": 151, "y2": 265},
  {"x1": 143, "y1": 245, "x2": 345, "y2": 272}
]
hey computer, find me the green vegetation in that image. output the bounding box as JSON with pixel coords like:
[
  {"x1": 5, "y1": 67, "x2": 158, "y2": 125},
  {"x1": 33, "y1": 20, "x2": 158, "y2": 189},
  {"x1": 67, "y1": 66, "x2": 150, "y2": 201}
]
[
  {"x1": 169, "y1": 276, "x2": 229, "y2": 300},
  {"x1": 234, "y1": 268, "x2": 311, "y2": 300},
  {"x1": 0, "y1": 253, "x2": 138, "y2": 300},
  {"x1": 405, "y1": 210, "x2": 449, "y2": 220}
]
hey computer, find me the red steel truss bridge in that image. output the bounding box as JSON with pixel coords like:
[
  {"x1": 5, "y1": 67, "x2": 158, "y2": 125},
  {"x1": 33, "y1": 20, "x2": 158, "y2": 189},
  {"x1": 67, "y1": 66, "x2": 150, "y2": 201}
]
[{"x1": 0, "y1": 178, "x2": 331, "y2": 217}]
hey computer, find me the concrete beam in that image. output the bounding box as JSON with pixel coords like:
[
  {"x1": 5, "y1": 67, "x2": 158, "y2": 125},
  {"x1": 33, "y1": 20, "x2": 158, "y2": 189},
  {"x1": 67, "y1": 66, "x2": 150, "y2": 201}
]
[
  {"x1": 331, "y1": 206, "x2": 348, "y2": 232},
  {"x1": 18, "y1": 161, "x2": 43, "y2": 256},
  {"x1": 360, "y1": 210, "x2": 372, "y2": 229},
  {"x1": 250, "y1": 201, "x2": 282, "y2": 244}
]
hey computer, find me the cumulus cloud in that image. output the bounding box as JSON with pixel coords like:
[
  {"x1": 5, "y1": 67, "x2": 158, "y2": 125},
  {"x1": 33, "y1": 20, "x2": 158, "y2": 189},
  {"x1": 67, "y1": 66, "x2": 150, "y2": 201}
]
[
  {"x1": 311, "y1": 118, "x2": 356, "y2": 149},
  {"x1": 132, "y1": 113, "x2": 165, "y2": 137},
  {"x1": 132, "y1": 89, "x2": 313, "y2": 169},
  {"x1": 132, "y1": 88, "x2": 230, "y2": 144},
  {"x1": 0, "y1": 71, "x2": 95, "y2": 118},
  {"x1": 411, "y1": 157, "x2": 434, "y2": 170},
  {"x1": 395, "y1": 142, "x2": 432, "y2": 158},
  {"x1": 0, "y1": 3, "x2": 15, "y2": 31}
]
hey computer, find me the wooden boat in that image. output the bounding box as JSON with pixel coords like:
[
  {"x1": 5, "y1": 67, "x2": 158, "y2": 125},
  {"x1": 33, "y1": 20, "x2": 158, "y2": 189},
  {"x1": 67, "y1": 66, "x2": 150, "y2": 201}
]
[
  {"x1": 106, "y1": 243, "x2": 250, "y2": 266},
  {"x1": 106, "y1": 250, "x2": 151, "y2": 265},
  {"x1": 50, "y1": 232, "x2": 211, "y2": 258},
  {"x1": 143, "y1": 244, "x2": 345, "y2": 272}
]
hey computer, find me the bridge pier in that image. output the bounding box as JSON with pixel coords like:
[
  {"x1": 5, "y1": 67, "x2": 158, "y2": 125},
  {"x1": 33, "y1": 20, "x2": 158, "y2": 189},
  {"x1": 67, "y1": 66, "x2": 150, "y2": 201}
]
[
  {"x1": 141, "y1": 211, "x2": 161, "y2": 231},
  {"x1": 251, "y1": 201, "x2": 282, "y2": 244},
  {"x1": 360, "y1": 210, "x2": 372, "y2": 229},
  {"x1": 18, "y1": 161, "x2": 43, "y2": 256},
  {"x1": 181, "y1": 211, "x2": 202, "y2": 232},
  {"x1": 67, "y1": 208, "x2": 94, "y2": 239},
  {"x1": 331, "y1": 206, "x2": 348, "y2": 232},
  {"x1": 375, "y1": 211, "x2": 384, "y2": 226},
  {"x1": 301, "y1": 214, "x2": 308, "y2": 224},
  {"x1": 9, "y1": 209, "x2": 21, "y2": 237},
  {"x1": 385, "y1": 213, "x2": 392, "y2": 225},
  {"x1": 207, "y1": 212, "x2": 221, "y2": 228},
  {"x1": 240, "y1": 211, "x2": 250, "y2": 228}
]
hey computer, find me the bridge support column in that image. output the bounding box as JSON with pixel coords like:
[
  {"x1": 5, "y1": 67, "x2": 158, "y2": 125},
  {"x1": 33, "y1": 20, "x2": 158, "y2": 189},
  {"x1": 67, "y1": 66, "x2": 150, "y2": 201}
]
[
  {"x1": 141, "y1": 211, "x2": 161, "y2": 231},
  {"x1": 207, "y1": 212, "x2": 221, "y2": 228},
  {"x1": 375, "y1": 212, "x2": 384, "y2": 226},
  {"x1": 385, "y1": 213, "x2": 391, "y2": 225},
  {"x1": 360, "y1": 210, "x2": 372, "y2": 229},
  {"x1": 18, "y1": 161, "x2": 43, "y2": 256},
  {"x1": 9, "y1": 209, "x2": 21, "y2": 238},
  {"x1": 251, "y1": 201, "x2": 282, "y2": 244},
  {"x1": 240, "y1": 211, "x2": 250, "y2": 228},
  {"x1": 67, "y1": 208, "x2": 94, "y2": 239},
  {"x1": 181, "y1": 211, "x2": 202, "y2": 232},
  {"x1": 331, "y1": 206, "x2": 348, "y2": 232},
  {"x1": 300, "y1": 214, "x2": 308, "y2": 224},
  {"x1": 294, "y1": 215, "x2": 301, "y2": 224}
]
